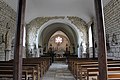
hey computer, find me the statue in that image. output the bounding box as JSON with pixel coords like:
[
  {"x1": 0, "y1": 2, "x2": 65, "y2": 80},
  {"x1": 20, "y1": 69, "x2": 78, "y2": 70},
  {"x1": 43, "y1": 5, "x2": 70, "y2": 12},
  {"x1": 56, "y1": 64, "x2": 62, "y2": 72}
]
[{"x1": 80, "y1": 42, "x2": 83, "y2": 58}]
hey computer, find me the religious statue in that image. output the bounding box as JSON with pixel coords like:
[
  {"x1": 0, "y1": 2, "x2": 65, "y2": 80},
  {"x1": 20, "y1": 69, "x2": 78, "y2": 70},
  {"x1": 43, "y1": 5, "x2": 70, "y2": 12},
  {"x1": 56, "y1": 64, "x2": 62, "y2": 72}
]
[{"x1": 80, "y1": 42, "x2": 83, "y2": 58}]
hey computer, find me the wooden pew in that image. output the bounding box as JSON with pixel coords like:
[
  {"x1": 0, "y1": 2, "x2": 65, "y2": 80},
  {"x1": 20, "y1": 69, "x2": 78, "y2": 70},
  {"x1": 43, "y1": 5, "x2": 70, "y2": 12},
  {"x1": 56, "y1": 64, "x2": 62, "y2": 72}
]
[
  {"x1": 22, "y1": 57, "x2": 51, "y2": 78},
  {"x1": 85, "y1": 67, "x2": 120, "y2": 80},
  {"x1": 74, "y1": 60, "x2": 98, "y2": 80},
  {"x1": 0, "y1": 57, "x2": 51, "y2": 80},
  {"x1": 76, "y1": 61, "x2": 120, "y2": 80},
  {"x1": 0, "y1": 66, "x2": 35, "y2": 80},
  {"x1": 108, "y1": 73, "x2": 120, "y2": 80},
  {"x1": 68, "y1": 58, "x2": 97, "y2": 79},
  {"x1": 0, "y1": 61, "x2": 38, "y2": 80},
  {"x1": 68, "y1": 58, "x2": 120, "y2": 80}
]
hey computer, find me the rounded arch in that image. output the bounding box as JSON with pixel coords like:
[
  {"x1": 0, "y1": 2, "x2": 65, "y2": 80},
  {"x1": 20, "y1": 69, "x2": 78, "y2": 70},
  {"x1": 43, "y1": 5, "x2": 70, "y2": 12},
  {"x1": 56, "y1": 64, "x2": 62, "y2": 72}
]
[
  {"x1": 36, "y1": 19, "x2": 83, "y2": 55},
  {"x1": 37, "y1": 19, "x2": 82, "y2": 45}
]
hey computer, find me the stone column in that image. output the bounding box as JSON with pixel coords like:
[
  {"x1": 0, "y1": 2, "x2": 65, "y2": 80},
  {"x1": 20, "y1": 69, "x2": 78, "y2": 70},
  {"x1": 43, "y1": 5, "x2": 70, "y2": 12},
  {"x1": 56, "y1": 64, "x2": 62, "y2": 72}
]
[
  {"x1": 37, "y1": 48, "x2": 40, "y2": 57},
  {"x1": 5, "y1": 49, "x2": 11, "y2": 61}
]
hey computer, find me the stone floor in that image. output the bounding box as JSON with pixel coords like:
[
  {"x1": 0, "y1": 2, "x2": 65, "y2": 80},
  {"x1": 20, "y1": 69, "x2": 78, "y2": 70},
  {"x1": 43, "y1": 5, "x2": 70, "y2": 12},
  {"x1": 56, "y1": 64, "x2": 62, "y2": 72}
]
[{"x1": 42, "y1": 61, "x2": 76, "y2": 80}]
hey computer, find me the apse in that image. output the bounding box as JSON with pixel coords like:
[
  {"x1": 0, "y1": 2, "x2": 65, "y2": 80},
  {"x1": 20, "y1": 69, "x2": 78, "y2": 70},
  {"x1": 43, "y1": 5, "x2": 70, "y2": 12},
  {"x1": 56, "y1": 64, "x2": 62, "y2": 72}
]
[{"x1": 48, "y1": 31, "x2": 70, "y2": 52}]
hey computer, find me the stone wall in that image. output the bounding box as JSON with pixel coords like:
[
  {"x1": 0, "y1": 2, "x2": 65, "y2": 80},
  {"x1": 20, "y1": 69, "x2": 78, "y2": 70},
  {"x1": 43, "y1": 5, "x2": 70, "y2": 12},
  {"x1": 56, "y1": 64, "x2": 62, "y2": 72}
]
[
  {"x1": 0, "y1": 0, "x2": 17, "y2": 61},
  {"x1": 2, "y1": 0, "x2": 119, "y2": 60},
  {"x1": 26, "y1": 16, "x2": 88, "y2": 57},
  {"x1": 104, "y1": 0, "x2": 120, "y2": 59}
]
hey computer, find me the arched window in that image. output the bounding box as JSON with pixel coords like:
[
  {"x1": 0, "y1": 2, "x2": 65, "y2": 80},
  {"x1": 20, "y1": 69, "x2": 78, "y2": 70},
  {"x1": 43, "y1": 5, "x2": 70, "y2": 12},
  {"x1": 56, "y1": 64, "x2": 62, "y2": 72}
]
[
  {"x1": 89, "y1": 26, "x2": 93, "y2": 48},
  {"x1": 23, "y1": 26, "x2": 26, "y2": 47},
  {"x1": 55, "y1": 36, "x2": 63, "y2": 44}
]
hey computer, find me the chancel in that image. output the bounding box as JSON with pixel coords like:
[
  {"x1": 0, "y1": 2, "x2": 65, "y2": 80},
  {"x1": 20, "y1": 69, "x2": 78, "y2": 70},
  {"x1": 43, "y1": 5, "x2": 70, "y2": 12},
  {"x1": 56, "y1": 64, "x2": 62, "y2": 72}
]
[{"x1": 0, "y1": 0, "x2": 120, "y2": 80}]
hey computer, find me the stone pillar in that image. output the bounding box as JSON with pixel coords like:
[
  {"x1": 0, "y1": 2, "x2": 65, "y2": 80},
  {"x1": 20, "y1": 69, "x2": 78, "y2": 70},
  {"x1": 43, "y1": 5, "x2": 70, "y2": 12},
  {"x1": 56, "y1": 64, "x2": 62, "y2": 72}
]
[
  {"x1": 78, "y1": 45, "x2": 80, "y2": 58},
  {"x1": 5, "y1": 49, "x2": 11, "y2": 61},
  {"x1": 94, "y1": 0, "x2": 108, "y2": 80},
  {"x1": 37, "y1": 47, "x2": 43, "y2": 57},
  {"x1": 37, "y1": 48, "x2": 40, "y2": 57},
  {"x1": 86, "y1": 26, "x2": 89, "y2": 58}
]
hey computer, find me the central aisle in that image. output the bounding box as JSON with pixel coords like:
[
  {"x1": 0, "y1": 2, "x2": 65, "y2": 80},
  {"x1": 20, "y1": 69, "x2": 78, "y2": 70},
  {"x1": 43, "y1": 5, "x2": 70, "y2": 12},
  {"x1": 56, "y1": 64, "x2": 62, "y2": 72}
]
[{"x1": 42, "y1": 62, "x2": 75, "y2": 80}]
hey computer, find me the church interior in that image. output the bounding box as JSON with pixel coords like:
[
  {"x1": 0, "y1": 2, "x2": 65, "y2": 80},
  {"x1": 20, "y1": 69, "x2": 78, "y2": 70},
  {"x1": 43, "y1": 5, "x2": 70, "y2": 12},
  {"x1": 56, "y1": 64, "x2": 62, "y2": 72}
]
[{"x1": 0, "y1": 0, "x2": 120, "y2": 80}]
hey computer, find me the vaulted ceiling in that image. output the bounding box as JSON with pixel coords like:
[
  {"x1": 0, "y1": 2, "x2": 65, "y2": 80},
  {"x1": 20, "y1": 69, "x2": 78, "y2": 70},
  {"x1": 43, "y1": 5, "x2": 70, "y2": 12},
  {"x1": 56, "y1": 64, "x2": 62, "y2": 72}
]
[
  {"x1": 40, "y1": 23, "x2": 78, "y2": 45},
  {"x1": 4, "y1": 0, "x2": 111, "y2": 23}
]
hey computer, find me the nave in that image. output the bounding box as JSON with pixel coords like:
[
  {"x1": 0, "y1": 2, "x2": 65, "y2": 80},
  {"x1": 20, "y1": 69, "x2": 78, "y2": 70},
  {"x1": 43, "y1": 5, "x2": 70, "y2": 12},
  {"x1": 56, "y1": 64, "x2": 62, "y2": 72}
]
[
  {"x1": 42, "y1": 61, "x2": 75, "y2": 80},
  {"x1": 1, "y1": 0, "x2": 120, "y2": 80}
]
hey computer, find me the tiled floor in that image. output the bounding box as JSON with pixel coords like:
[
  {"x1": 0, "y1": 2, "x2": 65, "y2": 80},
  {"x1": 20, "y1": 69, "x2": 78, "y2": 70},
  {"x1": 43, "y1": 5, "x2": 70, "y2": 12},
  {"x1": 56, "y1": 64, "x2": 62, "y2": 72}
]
[{"x1": 42, "y1": 61, "x2": 76, "y2": 80}]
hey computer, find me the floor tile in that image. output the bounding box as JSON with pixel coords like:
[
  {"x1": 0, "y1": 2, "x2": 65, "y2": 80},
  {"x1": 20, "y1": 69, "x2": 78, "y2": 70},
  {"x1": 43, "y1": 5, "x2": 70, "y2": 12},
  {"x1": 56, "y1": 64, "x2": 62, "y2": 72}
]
[{"x1": 42, "y1": 62, "x2": 75, "y2": 80}]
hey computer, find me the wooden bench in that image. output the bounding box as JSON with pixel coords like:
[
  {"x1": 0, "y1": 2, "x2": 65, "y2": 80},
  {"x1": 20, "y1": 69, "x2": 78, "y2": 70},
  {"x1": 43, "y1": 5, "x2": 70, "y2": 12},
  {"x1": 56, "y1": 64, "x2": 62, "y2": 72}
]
[
  {"x1": 68, "y1": 58, "x2": 120, "y2": 80},
  {"x1": 0, "y1": 61, "x2": 39, "y2": 80},
  {"x1": 108, "y1": 73, "x2": 120, "y2": 80},
  {"x1": 22, "y1": 57, "x2": 51, "y2": 77},
  {"x1": 0, "y1": 57, "x2": 51, "y2": 80},
  {"x1": 68, "y1": 58, "x2": 97, "y2": 79},
  {"x1": 74, "y1": 60, "x2": 98, "y2": 79},
  {"x1": 76, "y1": 61, "x2": 120, "y2": 80},
  {"x1": 85, "y1": 67, "x2": 120, "y2": 80}
]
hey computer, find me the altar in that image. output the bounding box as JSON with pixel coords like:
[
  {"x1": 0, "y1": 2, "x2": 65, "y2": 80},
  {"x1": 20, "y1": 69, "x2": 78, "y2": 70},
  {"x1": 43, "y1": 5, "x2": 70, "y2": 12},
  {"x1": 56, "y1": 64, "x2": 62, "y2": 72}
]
[{"x1": 54, "y1": 50, "x2": 65, "y2": 58}]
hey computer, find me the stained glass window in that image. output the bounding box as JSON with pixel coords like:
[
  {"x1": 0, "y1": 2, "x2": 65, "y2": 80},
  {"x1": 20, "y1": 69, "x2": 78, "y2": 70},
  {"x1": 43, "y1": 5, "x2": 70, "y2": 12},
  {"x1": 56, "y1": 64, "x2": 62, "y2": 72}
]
[{"x1": 55, "y1": 36, "x2": 62, "y2": 44}]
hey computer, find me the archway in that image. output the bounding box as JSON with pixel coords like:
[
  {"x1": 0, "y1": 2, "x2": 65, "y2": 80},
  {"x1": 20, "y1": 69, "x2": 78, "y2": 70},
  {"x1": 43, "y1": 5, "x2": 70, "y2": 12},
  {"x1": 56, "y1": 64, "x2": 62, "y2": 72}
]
[
  {"x1": 36, "y1": 19, "x2": 83, "y2": 56},
  {"x1": 47, "y1": 31, "x2": 71, "y2": 58}
]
